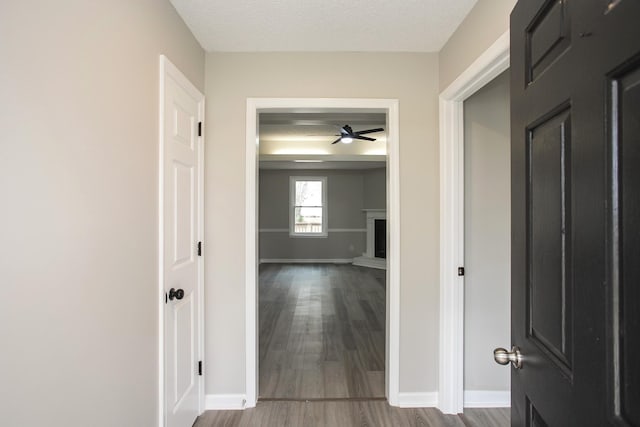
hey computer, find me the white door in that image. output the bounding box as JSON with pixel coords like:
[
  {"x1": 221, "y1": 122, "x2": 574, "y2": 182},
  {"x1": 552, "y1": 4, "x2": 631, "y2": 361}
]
[{"x1": 161, "y1": 56, "x2": 204, "y2": 427}]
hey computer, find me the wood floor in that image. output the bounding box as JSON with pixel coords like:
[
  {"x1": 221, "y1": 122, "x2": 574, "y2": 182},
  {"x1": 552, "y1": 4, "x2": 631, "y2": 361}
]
[
  {"x1": 194, "y1": 403, "x2": 509, "y2": 427},
  {"x1": 461, "y1": 408, "x2": 509, "y2": 427},
  {"x1": 194, "y1": 264, "x2": 510, "y2": 426},
  {"x1": 258, "y1": 263, "x2": 386, "y2": 399}
]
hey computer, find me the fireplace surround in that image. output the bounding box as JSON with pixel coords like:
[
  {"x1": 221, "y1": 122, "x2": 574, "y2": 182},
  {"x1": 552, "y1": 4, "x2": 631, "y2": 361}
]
[{"x1": 352, "y1": 209, "x2": 387, "y2": 269}]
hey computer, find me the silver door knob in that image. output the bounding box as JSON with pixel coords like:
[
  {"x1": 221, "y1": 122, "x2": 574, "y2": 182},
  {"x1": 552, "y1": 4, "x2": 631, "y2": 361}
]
[{"x1": 494, "y1": 346, "x2": 523, "y2": 369}]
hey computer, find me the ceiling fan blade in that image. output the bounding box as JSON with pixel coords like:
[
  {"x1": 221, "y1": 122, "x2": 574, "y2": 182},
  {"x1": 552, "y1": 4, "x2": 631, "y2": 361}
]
[
  {"x1": 355, "y1": 128, "x2": 384, "y2": 135},
  {"x1": 354, "y1": 135, "x2": 376, "y2": 141},
  {"x1": 331, "y1": 137, "x2": 343, "y2": 144}
]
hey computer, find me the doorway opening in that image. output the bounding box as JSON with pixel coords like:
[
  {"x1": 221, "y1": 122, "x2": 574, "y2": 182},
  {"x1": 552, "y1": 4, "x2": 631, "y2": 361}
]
[
  {"x1": 245, "y1": 98, "x2": 400, "y2": 408},
  {"x1": 462, "y1": 70, "x2": 511, "y2": 416},
  {"x1": 438, "y1": 31, "x2": 510, "y2": 414},
  {"x1": 258, "y1": 111, "x2": 388, "y2": 400}
]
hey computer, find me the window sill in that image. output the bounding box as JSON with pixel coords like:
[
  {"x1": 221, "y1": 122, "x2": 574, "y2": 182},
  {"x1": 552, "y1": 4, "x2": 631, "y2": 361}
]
[{"x1": 289, "y1": 232, "x2": 328, "y2": 238}]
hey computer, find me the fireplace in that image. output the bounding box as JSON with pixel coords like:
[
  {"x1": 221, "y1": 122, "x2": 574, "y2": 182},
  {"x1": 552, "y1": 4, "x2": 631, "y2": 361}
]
[
  {"x1": 352, "y1": 209, "x2": 386, "y2": 269},
  {"x1": 374, "y1": 219, "x2": 386, "y2": 259}
]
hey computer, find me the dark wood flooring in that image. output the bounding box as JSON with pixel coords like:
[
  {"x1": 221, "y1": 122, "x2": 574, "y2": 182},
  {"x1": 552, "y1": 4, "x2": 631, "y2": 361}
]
[
  {"x1": 461, "y1": 408, "x2": 509, "y2": 427},
  {"x1": 258, "y1": 263, "x2": 386, "y2": 399},
  {"x1": 194, "y1": 403, "x2": 509, "y2": 427},
  {"x1": 196, "y1": 264, "x2": 510, "y2": 427}
]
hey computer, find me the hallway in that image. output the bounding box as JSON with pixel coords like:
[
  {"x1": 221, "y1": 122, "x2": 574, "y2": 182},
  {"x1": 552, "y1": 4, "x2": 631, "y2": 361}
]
[{"x1": 258, "y1": 263, "x2": 386, "y2": 399}]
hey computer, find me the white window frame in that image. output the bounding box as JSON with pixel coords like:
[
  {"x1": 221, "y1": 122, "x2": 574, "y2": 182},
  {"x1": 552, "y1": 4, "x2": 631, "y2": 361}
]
[{"x1": 289, "y1": 176, "x2": 328, "y2": 238}]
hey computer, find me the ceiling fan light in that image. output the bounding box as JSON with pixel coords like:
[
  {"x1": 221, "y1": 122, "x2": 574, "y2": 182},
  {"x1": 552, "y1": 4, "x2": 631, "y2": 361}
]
[{"x1": 341, "y1": 137, "x2": 353, "y2": 144}]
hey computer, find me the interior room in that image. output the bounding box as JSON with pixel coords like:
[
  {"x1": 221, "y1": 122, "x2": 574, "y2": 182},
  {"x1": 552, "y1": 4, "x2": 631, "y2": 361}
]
[{"x1": 257, "y1": 112, "x2": 388, "y2": 400}]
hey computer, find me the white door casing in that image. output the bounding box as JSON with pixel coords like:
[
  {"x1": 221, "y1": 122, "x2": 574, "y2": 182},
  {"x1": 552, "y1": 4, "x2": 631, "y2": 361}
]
[
  {"x1": 159, "y1": 56, "x2": 205, "y2": 427},
  {"x1": 438, "y1": 32, "x2": 509, "y2": 414},
  {"x1": 245, "y1": 98, "x2": 401, "y2": 408}
]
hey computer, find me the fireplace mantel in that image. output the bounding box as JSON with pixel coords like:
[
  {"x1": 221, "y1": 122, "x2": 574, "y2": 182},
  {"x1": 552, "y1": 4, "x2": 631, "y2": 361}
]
[{"x1": 352, "y1": 209, "x2": 387, "y2": 270}]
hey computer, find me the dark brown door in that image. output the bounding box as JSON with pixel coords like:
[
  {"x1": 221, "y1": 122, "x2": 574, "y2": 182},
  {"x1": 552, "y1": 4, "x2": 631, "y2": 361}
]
[{"x1": 510, "y1": 0, "x2": 640, "y2": 425}]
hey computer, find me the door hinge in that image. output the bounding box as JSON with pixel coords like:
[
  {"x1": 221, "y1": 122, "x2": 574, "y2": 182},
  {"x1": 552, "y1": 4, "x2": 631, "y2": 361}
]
[
  {"x1": 198, "y1": 122, "x2": 202, "y2": 137},
  {"x1": 198, "y1": 360, "x2": 203, "y2": 376},
  {"x1": 197, "y1": 241, "x2": 202, "y2": 256},
  {"x1": 458, "y1": 267, "x2": 465, "y2": 276},
  {"x1": 165, "y1": 292, "x2": 168, "y2": 304}
]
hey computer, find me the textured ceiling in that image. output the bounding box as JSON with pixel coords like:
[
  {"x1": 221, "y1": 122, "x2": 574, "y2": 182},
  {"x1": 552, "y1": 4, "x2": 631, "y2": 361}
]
[{"x1": 169, "y1": 0, "x2": 477, "y2": 52}]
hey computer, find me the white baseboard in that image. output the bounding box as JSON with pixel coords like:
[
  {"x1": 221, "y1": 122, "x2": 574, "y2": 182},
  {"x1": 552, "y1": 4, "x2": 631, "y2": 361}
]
[
  {"x1": 397, "y1": 392, "x2": 438, "y2": 408},
  {"x1": 205, "y1": 394, "x2": 247, "y2": 410},
  {"x1": 463, "y1": 390, "x2": 510, "y2": 408},
  {"x1": 352, "y1": 256, "x2": 387, "y2": 270},
  {"x1": 259, "y1": 258, "x2": 353, "y2": 264}
]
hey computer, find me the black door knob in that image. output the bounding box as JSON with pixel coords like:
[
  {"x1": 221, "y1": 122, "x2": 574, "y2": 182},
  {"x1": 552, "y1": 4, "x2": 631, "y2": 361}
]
[{"x1": 168, "y1": 288, "x2": 185, "y2": 301}]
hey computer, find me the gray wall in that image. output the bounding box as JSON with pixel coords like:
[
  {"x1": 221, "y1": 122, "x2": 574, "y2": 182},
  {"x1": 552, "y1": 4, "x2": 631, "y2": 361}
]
[
  {"x1": 259, "y1": 169, "x2": 386, "y2": 260},
  {"x1": 364, "y1": 168, "x2": 387, "y2": 209},
  {"x1": 463, "y1": 71, "x2": 510, "y2": 392},
  {"x1": 0, "y1": 1, "x2": 204, "y2": 426},
  {"x1": 205, "y1": 52, "x2": 440, "y2": 394}
]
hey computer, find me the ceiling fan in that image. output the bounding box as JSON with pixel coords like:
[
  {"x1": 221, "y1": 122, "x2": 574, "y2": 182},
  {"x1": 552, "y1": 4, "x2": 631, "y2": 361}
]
[{"x1": 331, "y1": 124, "x2": 384, "y2": 144}]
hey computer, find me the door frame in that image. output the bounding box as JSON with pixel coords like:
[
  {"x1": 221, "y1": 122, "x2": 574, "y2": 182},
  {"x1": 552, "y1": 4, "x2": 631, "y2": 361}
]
[
  {"x1": 438, "y1": 31, "x2": 510, "y2": 414},
  {"x1": 245, "y1": 98, "x2": 400, "y2": 407},
  {"x1": 158, "y1": 55, "x2": 205, "y2": 426}
]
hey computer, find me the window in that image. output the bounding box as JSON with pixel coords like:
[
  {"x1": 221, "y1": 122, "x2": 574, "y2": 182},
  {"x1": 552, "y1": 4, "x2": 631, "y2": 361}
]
[{"x1": 289, "y1": 176, "x2": 327, "y2": 237}]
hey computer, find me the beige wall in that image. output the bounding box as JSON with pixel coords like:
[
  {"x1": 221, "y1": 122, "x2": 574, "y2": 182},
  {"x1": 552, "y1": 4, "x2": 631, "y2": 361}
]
[
  {"x1": 439, "y1": 0, "x2": 516, "y2": 91},
  {"x1": 463, "y1": 71, "x2": 511, "y2": 392},
  {"x1": 0, "y1": 1, "x2": 204, "y2": 426},
  {"x1": 205, "y1": 52, "x2": 440, "y2": 394}
]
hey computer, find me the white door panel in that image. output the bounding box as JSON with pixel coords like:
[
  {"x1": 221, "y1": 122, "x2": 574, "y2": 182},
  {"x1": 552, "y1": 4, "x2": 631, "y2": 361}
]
[
  {"x1": 172, "y1": 161, "x2": 194, "y2": 266},
  {"x1": 172, "y1": 295, "x2": 194, "y2": 409},
  {"x1": 161, "y1": 56, "x2": 203, "y2": 427}
]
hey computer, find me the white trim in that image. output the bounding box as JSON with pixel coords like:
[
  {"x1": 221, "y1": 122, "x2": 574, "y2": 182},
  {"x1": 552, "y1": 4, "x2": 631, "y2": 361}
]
[
  {"x1": 197, "y1": 97, "x2": 206, "y2": 417},
  {"x1": 158, "y1": 55, "x2": 165, "y2": 427},
  {"x1": 245, "y1": 99, "x2": 259, "y2": 408},
  {"x1": 158, "y1": 55, "x2": 205, "y2": 426},
  {"x1": 397, "y1": 392, "x2": 439, "y2": 408},
  {"x1": 352, "y1": 256, "x2": 387, "y2": 270},
  {"x1": 463, "y1": 391, "x2": 511, "y2": 408},
  {"x1": 260, "y1": 258, "x2": 353, "y2": 264},
  {"x1": 259, "y1": 228, "x2": 366, "y2": 233},
  {"x1": 438, "y1": 31, "x2": 510, "y2": 415},
  {"x1": 205, "y1": 394, "x2": 247, "y2": 411},
  {"x1": 386, "y1": 99, "x2": 401, "y2": 407},
  {"x1": 246, "y1": 98, "x2": 400, "y2": 408}
]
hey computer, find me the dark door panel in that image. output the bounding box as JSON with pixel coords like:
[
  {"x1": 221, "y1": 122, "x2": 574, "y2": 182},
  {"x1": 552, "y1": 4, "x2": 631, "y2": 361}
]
[
  {"x1": 510, "y1": 0, "x2": 640, "y2": 425},
  {"x1": 611, "y1": 57, "x2": 640, "y2": 427}
]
